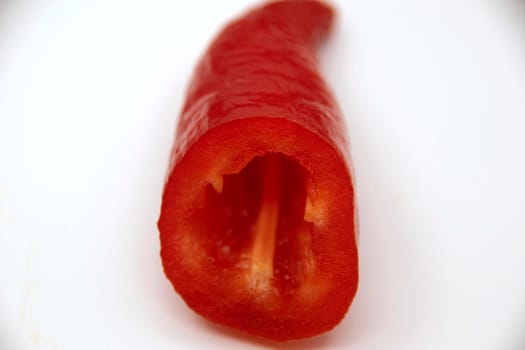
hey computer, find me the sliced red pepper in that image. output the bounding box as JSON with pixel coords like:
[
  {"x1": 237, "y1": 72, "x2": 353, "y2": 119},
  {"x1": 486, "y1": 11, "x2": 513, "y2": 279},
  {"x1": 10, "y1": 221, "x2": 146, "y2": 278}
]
[{"x1": 158, "y1": 0, "x2": 358, "y2": 341}]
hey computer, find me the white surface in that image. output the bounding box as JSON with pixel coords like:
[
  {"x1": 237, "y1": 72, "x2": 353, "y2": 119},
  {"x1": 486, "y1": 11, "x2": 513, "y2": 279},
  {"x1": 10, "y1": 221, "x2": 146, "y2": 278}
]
[{"x1": 1, "y1": 0, "x2": 525, "y2": 349}]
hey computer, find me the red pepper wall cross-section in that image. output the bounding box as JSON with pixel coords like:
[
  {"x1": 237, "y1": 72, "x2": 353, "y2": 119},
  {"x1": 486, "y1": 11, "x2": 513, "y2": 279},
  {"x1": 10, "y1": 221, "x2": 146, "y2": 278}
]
[{"x1": 158, "y1": 0, "x2": 358, "y2": 341}]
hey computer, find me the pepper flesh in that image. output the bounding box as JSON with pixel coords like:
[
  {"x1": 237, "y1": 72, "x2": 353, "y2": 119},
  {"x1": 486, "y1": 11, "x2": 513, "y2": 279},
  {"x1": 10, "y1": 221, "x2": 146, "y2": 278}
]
[{"x1": 158, "y1": 0, "x2": 358, "y2": 341}]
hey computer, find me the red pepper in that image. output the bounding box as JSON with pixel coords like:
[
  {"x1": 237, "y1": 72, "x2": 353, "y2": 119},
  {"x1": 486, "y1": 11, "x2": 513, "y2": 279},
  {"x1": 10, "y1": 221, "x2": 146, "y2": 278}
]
[{"x1": 158, "y1": 0, "x2": 358, "y2": 341}]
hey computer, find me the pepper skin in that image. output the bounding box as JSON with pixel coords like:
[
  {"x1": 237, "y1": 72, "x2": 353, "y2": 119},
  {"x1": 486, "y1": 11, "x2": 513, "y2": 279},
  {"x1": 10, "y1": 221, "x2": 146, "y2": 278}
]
[{"x1": 158, "y1": 0, "x2": 358, "y2": 341}]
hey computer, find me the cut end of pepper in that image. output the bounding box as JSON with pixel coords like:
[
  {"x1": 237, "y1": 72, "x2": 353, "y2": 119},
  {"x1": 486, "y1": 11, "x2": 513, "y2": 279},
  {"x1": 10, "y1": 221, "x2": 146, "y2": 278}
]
[{"x1": 159, "y1": 118, "x2": 358, "y2": 341}]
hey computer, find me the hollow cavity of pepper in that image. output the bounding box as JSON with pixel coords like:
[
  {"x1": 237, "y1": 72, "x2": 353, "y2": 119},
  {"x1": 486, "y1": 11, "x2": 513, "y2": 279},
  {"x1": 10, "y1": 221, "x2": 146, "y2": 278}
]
[{"x1": 192, "y1": 152, "x2": 316, "y2": 294}]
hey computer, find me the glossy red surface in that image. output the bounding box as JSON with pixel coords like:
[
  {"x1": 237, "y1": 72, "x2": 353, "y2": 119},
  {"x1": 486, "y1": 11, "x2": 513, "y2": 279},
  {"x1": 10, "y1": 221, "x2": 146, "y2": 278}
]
[
  {"x1": 158, "y1": 0, "x2": 358, "y2": 341},
  {"x1": 170, "y1": 0, "x2": 349, "y2": 170}
]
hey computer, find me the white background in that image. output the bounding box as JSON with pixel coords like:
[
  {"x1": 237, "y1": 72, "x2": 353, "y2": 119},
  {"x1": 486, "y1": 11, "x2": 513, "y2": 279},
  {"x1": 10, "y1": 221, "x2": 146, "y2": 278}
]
[{"x1": 1, "y1": 0, "x2": 525, "y2": 349}]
